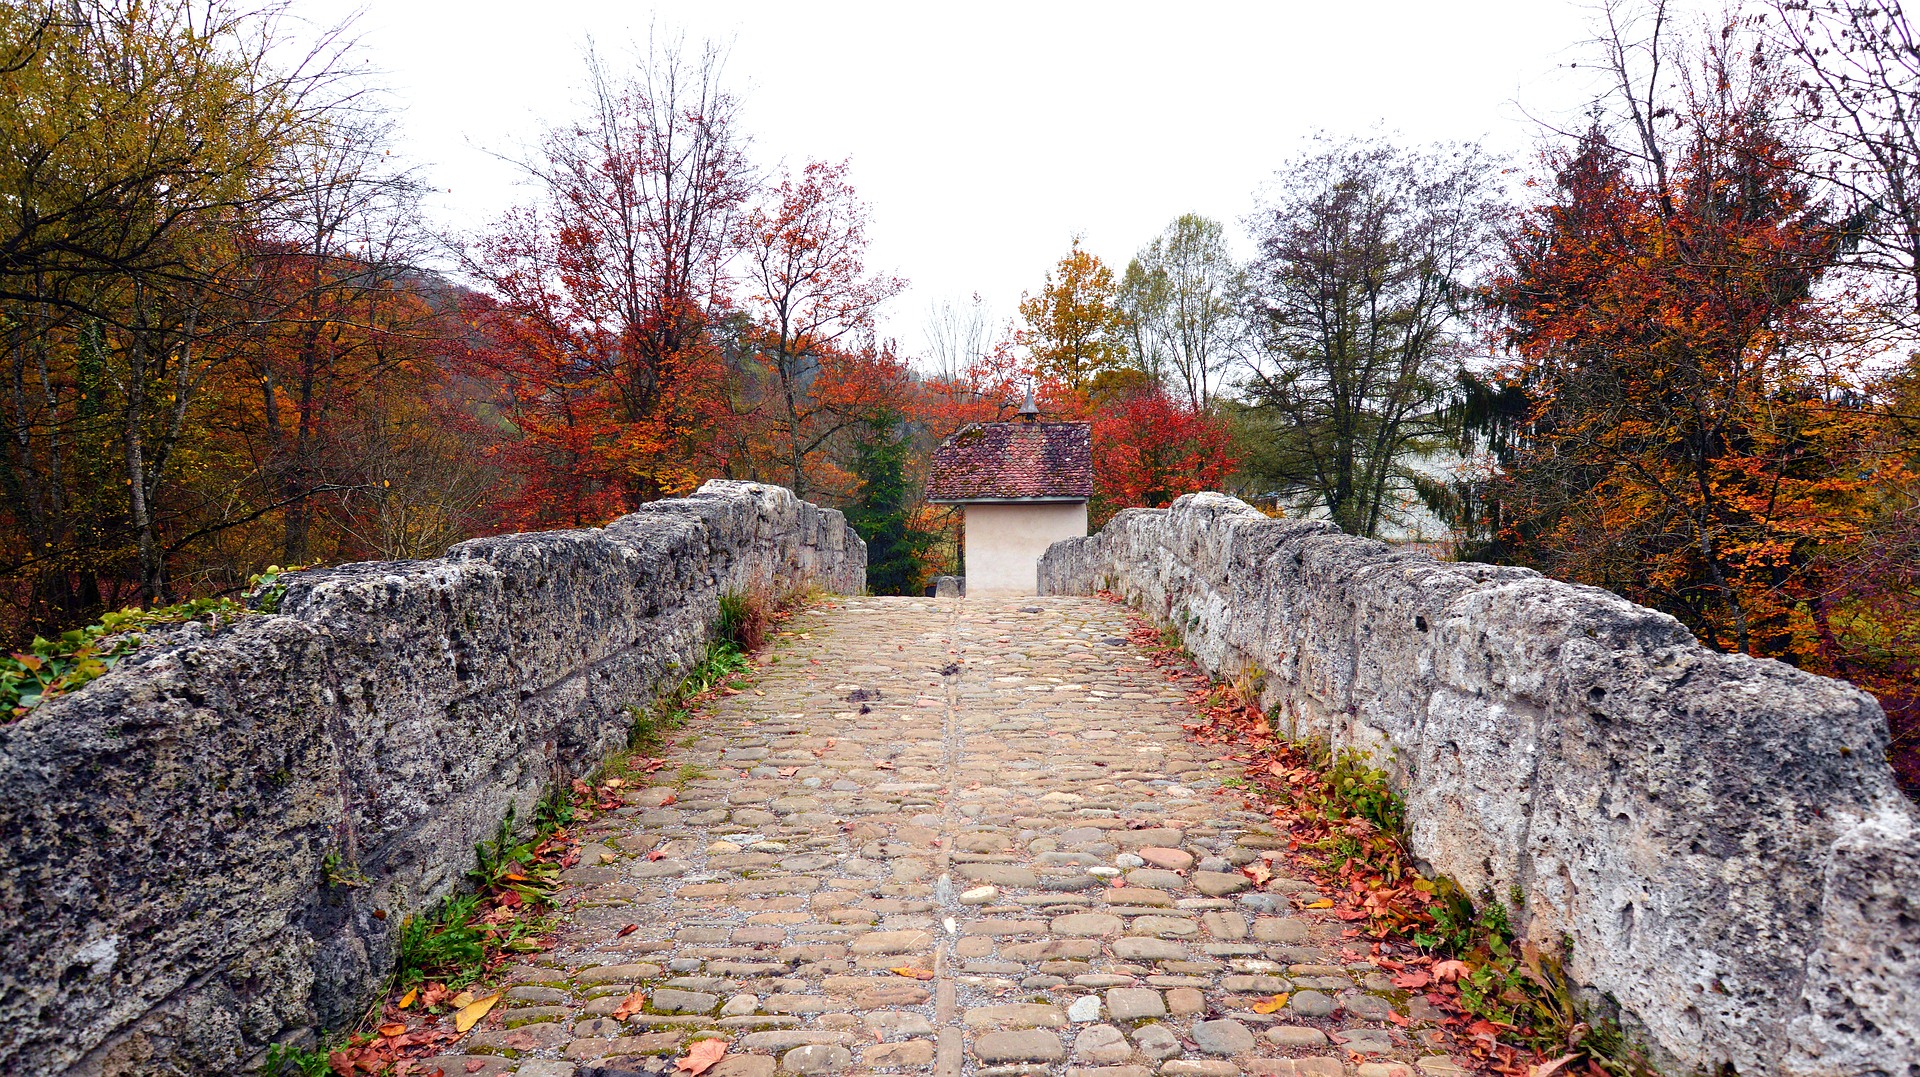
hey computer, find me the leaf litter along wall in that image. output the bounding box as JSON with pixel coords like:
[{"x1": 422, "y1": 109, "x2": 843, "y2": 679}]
[
  {"x1": 1040, "y1": 491, "x2": 1918, "y2": 1077},
  {"x1": 0, "y1": 481, "x2": 864, "y2": 1076}
]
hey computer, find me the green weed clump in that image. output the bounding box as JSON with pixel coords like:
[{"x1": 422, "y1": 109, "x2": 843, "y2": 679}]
[
  {"x1": 392, "y1": 804, "x2": 566, "y2": 990},
  {"x1": 628, "y1": 640, "x2": 751, "y2": 751},
  {"x1": 394, "y1": 893, "x2": 488, "y2": 989},
  {"x1": 263, "y1": 1042, "x2": 332, "y2": 1077},
  {"x1": 717, "y1": 586, "x2": 770, "y2": 651}
]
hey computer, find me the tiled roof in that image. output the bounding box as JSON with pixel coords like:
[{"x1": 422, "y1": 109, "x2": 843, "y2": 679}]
[{"x1": 926, "y1": 421, "x2": 1093, "y2": 502}]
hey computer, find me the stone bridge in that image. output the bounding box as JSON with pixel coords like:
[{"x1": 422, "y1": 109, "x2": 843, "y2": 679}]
[{"x1": 0, "y1": 484, "x2": 1913, "y2": 1077}]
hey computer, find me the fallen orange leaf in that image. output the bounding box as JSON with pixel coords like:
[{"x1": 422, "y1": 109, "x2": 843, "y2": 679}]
[
  {"x1": 379, "y1": 1023, "x2": 408, "y2": 1037},
  {"x1": 677, "y1": 1037, "x2": 728, "y2": 1076},
  {"x1": 1301, "y1": 898, "x2": 1334, "y2": 909},
  {"x1": 397, "y1": 987, "x2": 417, "y2": 1010},
  {"x1": 1249, "y1": 993, "x2": 1290, "y2": 1014},
  {"x1": 611, "y1": 989, "x2": 648, "y2": 1020}
]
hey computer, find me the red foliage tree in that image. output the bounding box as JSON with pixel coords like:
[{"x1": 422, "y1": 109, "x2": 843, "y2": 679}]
[
  {"x1": 733, "y1": 159, "x2": 903, "y2": 499},
  {"x1": 1083, "y1": 385, "x2": 1240, "y2": 527},
  {"x1": 465, "y1": 43, "x2": 752, "y2": 528}
]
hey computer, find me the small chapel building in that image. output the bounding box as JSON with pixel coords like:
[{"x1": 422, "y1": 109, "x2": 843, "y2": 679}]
[{"x1": 926, "y1": 396, "x2": 1092, "y2": 595}]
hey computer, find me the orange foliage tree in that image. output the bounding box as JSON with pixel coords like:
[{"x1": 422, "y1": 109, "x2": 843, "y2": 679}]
[
  {"x1": 1483, "y1": 59, "x2": 1902, "y2": 665},
  {"x1": 1016, "y1": 239, "x2": 1130, "y2": 392}
]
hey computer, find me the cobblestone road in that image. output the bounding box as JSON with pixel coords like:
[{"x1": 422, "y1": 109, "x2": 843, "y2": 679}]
[{"x1": 427, "y1": 596, "x2": 1472, "y2": 1077}]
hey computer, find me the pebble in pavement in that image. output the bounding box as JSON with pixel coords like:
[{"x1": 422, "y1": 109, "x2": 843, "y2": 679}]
[{"x1": 424, "y1": 595, "x2": 1474, "y2": 1077}]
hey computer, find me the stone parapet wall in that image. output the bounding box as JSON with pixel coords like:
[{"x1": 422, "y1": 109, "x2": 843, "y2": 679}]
[
  {"x1": 1039, "y1": 492, "x2": 1918, "y2": 1077},
  {"x1": 0, "y1": 481, "x2": 864, "y2": 1076}
]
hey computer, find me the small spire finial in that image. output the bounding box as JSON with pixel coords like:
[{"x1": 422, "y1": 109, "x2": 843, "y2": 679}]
[{"x1": 1017, "y1": 386, "x2": 1039, "y2": 421}]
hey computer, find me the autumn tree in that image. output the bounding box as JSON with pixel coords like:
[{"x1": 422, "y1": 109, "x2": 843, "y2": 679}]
[
  {"x1": 734, "y1": 160, "x2": 902, "y2": 498},
  {"x1": 470, "y1": 38, "x2": 752, "y2": 524},
  {"x1": 1482, "y1": 28, "x2": 1880, "y2": 658},
  {"x1": 241, "y1": 118, "x2": 445, "y2": 565},
  {"x1": 1088, "y1": 385, "x2": 1240, "y2": 527},
  {"x1": 1016, "y1": 238, "x2": 1130, "y2": 391},
  {"x1": 1240, "y1": 136, "x2": 1502, "y2": 539},
  {"x1": 0, "y1": 0, "x2": 387, "y2": 614}
]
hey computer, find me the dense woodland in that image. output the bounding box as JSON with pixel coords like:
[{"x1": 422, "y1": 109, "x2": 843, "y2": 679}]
[{"x1": 0, "y1": 1, "x2": 1914, "y2": 790}]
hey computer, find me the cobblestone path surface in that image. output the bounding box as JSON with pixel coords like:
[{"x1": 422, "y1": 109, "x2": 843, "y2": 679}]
[{"x1": 427, "y1": 596, "x2": 1472, "y2": 1077}]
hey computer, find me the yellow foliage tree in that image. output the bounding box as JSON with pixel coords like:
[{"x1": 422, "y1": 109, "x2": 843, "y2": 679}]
[{"x1": 1016, "y1": 238, "x2": 1130, "y2": 391}]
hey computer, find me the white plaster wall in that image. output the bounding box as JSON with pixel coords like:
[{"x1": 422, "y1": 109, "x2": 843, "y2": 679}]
[{"x1": 963, "y1": 501, "x2": 1087, "y2": 595}]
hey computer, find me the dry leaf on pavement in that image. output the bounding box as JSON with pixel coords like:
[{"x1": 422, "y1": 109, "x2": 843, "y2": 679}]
[
  {"x1": 677, "y1": 1037, "x2": 728, "y2": 1076},
  {"x1": 1249, "y1": 993, "x2": 1291, "y2": 1014},
  {"x1": 453, "y1": 992, "x2": 499, "y2": 1033}
]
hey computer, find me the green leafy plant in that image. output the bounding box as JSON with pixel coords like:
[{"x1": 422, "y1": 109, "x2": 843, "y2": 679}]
[
  {"x1": 469, "y1": 805, "x2": 558, "y2": 905},
  {"x1": 264, "y1": 1041, "x2": 332, "y2": 1077},
  {"x1": 394, "y1": 893, "x2": 488, "y2": 989},
  {"x1": 247, "y1": 565, "x2": 308, "y2": 613},
  {"x1": 0, "y1": 597, "x2": 249, "y2": 721},
  {"x1": 321, "y1": 850, "x2": 367, "y2": 889},
  {"x1": 533, "y1": 780, "x2": 576, "y2": 833}
]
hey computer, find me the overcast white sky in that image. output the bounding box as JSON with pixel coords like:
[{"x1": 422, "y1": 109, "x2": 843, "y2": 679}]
[{"x1": 293, "y1": 0, "x2": 1611, "y2": 347}]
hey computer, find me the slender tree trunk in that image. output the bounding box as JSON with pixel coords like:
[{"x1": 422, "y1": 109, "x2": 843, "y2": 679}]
[
  {"x1": 124, "y1": 289, "x2": 164, "y2": 604},
  {"x1": 284, "y1": 323, "x2": 319, "y2": 564}
]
